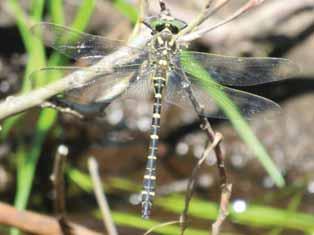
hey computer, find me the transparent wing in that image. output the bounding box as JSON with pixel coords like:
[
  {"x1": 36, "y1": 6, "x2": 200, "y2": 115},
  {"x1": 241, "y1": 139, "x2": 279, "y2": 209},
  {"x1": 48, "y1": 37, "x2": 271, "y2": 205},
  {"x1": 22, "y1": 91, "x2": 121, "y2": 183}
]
[
  {"x1": 29, "y1": 63, "x2": 152, "y2": 105},
  {"x1": 31, "y1": 22, "x2": 146, "y2": 64},
  {"x1": 176, "y1": 51, "x2": 299, "y2": 86},
  {"x1": 164, "y1": 69, "x2": 280, "y2": 119}
]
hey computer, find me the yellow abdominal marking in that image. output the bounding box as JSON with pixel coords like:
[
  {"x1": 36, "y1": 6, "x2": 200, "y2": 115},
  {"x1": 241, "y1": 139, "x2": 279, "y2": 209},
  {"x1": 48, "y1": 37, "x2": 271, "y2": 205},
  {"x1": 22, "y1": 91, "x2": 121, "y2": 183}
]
[
  {"x1": 147, "y1": 155, "x2": 157, "y2": 159},
  {"x1": 158, "y1": 60, "x2": 168, "y2": 66},
  {"x1": 144, "y1": 175, "x2": 156, "y2": 180},
  {"x1": 141, "y1": 191, "x2": 156, "y2": 196},
  {"x1": 150, "y1": 134, "x2": 159, "y2": 139},
  {"x1": 153, "y1": 77, "x2": 167, "y2": 81},
  {"x1": 154, "y1": 93, "x2": 162, "y2": 98},
  {"x1": 152, "y1": 113, "x2": 160, "y2": 118}
]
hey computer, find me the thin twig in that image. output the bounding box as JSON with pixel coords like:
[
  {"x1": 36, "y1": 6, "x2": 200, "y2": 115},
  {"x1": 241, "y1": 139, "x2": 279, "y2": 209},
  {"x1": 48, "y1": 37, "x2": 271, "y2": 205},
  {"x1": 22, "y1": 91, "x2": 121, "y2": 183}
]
[
  {"x1": 144, "y1": 220, "x2": 180, "y2": 235},
  {"x1": 179, "y1": 0, "x2": 265, "y2": 42},
  {"x1": 200, "y1": 118, "x2": 232, "y2": 235},
  {"x1": 178, "y1": 0, "x2": 230, "y2": 37},
  {"x1": 180, "y1": 132, "x2": 223, "y2": 235},
  {"x1": 88, "y1": 157, "x2": 118, "y2": 235},
  {"x1": 51, "y1": 145, "x2": 69, "y2": 215},
  {"x1": 212, "y1": 183, "x2": 232, "y2": 235},
  {"x1": 50, "y1": 145, "x2": 71, "y2": 235},
  {"x1": 178, "y1": 69, "x2": 231, "y2": 234}
]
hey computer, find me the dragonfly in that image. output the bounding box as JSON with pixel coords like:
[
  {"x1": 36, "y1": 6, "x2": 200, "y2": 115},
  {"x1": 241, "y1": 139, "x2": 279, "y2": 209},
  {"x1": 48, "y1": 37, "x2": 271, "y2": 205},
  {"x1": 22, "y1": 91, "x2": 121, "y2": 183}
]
[{"x1": 30, "y1": 13, "x2": 298, "y2": 218}]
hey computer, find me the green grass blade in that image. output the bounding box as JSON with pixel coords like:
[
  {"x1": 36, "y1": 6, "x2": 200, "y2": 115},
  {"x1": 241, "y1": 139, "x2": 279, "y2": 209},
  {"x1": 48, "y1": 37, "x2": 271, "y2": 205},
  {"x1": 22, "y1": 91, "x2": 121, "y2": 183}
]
[
  {"x1": 69, "y1": 171, "x2": 312, "y2": 233},
  {"x1": 180, "y1": 51, "x2": 285, "y2": 187},
  {"x1": 158, "y1": 195, "x2": 314, "y2": 233},
  {"x1": 49, "y1": 0, "x2": 65, "y2": 25},
  {"x1": 7, "y1": 1, "x2": 95, "y2": 234},
  {"x1": 70, "y1": 0, "x2": 96, "y2": 31},
  {"x1": 31, "y1": 0, "x2": 45, "y2": 21},
  {"x1": 113, "y1": 0, "x2": 138, "y2": 23}
]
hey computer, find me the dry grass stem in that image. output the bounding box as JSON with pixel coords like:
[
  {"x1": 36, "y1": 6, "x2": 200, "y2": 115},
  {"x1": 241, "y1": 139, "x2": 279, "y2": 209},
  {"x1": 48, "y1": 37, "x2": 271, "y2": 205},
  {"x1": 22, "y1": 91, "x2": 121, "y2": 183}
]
[
  {"x1": 212, "y1": 183, "x2": 232, "y2": 235},
  {"x1": 144, "y1": 220, "x2": 180, "y2": 235},
  {"x1": 88, "y1": 157, "x2": 118, "y2": 235},
  {"x1": 179, "y1": 0, "x2": 265, "y2": 42},
  {"x1": 180, "y1": 132, "x2": 223, "y2": 235},
  {"x1": 50, "y1": 145, "x2": 71, "y2": 234}
]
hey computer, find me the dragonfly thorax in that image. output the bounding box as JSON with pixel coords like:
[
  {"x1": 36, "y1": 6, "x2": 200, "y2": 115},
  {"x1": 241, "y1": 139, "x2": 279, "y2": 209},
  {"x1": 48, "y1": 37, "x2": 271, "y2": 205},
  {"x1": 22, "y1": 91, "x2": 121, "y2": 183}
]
[{"x1": 148, "y1": 30, "x2": 179, "y2": 69}]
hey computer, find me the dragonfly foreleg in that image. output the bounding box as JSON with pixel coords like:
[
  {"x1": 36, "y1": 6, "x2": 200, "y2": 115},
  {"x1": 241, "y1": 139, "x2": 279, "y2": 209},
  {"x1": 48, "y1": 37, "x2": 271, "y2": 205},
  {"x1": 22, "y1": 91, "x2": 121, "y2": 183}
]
[{"x1": 45, "y1": 97, "x2": 110, "y2": 119}]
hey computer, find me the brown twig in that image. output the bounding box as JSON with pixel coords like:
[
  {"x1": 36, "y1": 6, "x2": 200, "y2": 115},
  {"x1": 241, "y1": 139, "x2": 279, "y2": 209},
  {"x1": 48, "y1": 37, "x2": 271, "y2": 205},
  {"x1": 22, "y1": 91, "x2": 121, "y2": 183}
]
[
  {"x1": 0, "y1": 202, "x2": 101, "y2": 235},
  {"x1": 88, "y1": 157, "x2": 118, "y2": 235},
  {"x1": 179, "y1": 0, "x2": 265, "y2": 42},
  {"x1": 200, "y1": 118, "x2": 232, "y2": 235},
  {"x1": 180, "y1": 131, "x2": 223, "y2": 235},
  {"x1": 178, "y1": 0, "x2": 230, "y2": 37},
  {"x1": 50, "y1": 145, "x2": 71, "y2": 235},
  {"x1": 177, "y1": 69, "x2": 231, "y2": 234},
  {"x1": 212, "y1": 183, "x2": 232, "y2": 235},
  {"x1": 144, "y1": 220, "x2": 180, "y2": 235}
]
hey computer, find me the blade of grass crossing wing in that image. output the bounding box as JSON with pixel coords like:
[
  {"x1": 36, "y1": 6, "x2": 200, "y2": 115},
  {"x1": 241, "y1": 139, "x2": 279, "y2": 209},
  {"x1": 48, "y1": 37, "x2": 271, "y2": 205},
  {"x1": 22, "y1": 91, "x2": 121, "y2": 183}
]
[{"x1": 180, "y1": 51, "x2": 285, "y2": 187}]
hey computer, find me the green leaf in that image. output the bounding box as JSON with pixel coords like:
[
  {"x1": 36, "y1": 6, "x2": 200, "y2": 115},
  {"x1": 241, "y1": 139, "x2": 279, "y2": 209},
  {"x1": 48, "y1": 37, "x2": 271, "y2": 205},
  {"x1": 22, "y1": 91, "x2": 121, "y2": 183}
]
[{"x1": 179, "y1": 50, "x2": 285, "y2": 187}]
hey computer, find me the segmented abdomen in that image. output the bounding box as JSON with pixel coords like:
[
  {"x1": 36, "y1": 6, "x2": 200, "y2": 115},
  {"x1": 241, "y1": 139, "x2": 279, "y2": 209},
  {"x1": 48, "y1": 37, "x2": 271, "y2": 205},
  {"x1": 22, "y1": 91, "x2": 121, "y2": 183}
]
[{"x1": 141, "y1": 71, "x2": 167, "y2": 219}]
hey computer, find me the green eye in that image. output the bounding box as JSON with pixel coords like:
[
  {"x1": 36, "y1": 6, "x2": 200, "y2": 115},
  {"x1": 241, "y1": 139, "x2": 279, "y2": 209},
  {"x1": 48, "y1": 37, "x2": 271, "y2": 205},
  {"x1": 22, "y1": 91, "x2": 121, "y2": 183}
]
[
  {"x1": 169, "y1": 19, "x2": 187, "y2": 31},
  {"x1": 144, "y1": 17, "x2": 187, "y2": 33},
  {"x1": 155, "y1": 23, "x2": 166, "y2": 32}
]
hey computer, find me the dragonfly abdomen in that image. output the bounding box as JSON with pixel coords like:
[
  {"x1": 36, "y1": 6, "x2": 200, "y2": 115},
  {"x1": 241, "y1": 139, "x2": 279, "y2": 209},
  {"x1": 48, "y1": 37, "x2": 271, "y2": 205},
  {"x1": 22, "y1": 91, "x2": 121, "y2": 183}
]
[{"x1": 141, "y1": 73, "x2": 167, "y2": 219}]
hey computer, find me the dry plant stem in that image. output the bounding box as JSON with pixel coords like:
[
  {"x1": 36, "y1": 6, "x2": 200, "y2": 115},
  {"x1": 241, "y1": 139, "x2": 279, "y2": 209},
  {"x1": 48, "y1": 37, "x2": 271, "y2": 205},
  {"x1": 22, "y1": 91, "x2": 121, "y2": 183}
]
[
  {"x1": 144, "y1": 220, "x2": 180, "y2": 235},
  {"x1": 50, "y1": 145, "x2": 71, "y2": 235},
  {"x1": 179, "y1": 0, "x2": 265, "y2": 42},
  {"x1": 212, "y1": 183, "x2": 232, "y2": 235},
  {"x1": 178, "y1": 0, "x2": 229, "y2": 37},
  {"x1": 180, "y1": 74, "x2": 230, "y2": 234},
  {"x1": 180, "y1": 132, "x2": 223, "y2": 235},
  {"x1": 0, "y1": 202, "x2": 101, "y2": 235},
  {"x1": 88, "y1": 157, "x2": 118, "y2": 235},
  {"x1": 200, "y1": 119, "x2": 232, "y2": 235}
]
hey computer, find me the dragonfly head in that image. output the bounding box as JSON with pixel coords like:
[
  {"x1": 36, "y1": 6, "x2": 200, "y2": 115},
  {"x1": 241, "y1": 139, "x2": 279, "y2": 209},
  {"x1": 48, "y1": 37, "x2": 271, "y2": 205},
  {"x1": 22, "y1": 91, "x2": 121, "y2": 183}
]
[{"x1": 143, "y1": 16, "x2": 187, "y2": 35}]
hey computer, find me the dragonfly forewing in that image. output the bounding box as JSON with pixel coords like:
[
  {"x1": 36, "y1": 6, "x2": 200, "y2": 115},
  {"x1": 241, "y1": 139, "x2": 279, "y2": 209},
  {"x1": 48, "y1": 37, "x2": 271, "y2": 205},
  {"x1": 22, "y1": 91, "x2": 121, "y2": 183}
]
[{"x1": 31, "y1": 22, "x2": 146, "y2": 65}]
